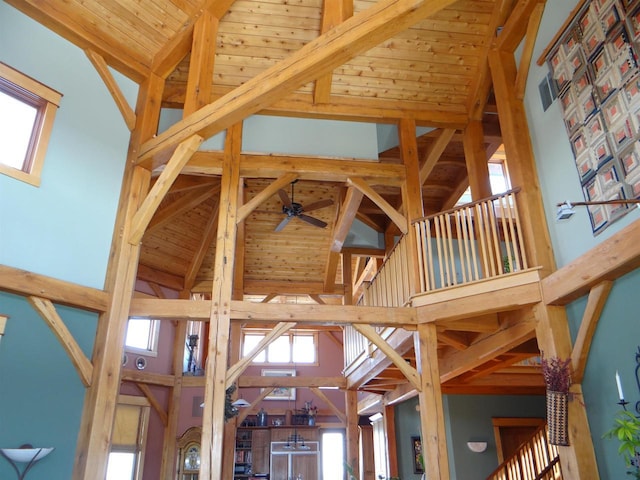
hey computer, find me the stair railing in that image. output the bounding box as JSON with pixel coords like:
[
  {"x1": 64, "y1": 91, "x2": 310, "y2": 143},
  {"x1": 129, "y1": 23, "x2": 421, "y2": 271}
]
[{"x1": 486, "y1": 423, "x2": 562, "y2": 480}]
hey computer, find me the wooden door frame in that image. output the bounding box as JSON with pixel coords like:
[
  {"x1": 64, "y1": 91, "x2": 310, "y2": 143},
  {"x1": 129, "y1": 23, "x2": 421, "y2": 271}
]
[{"x1": 492, "y1": 417, "x2": 545, "y2": 464}]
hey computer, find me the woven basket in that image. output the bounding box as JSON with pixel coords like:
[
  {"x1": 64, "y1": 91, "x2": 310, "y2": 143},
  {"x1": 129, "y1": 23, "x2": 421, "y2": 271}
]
[{"x1": 547, "y1": 390, "x2": 569, "y2": 446}]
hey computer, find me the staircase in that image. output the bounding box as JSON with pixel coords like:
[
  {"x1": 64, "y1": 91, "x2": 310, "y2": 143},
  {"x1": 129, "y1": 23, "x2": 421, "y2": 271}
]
[{"x1": 486, "y1": 423, "x2": 563, "y2": 480}]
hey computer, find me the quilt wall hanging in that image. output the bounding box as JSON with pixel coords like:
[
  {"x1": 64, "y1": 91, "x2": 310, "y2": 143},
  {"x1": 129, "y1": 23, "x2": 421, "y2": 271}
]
[{"x1": 545, "y1": 0, "x2": 640, "y2": 233}]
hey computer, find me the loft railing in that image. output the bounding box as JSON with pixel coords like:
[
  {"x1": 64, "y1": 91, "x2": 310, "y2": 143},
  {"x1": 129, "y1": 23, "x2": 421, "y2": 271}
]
[
  {"x1": 359, "y1": 189, "x2": 527, "y2": 308},
  {"x1": 359, "y1": 233, "x2": 413, "y2": 307},
  {"x1": 414, "y1": 188, "x2": 527, "y2": 292},
  {"x1": 486, "y1": 423, "x2": 562, "y2": 480},
  {"x1": 345, "y1": 190, "x2": 528, "y2": 369}
]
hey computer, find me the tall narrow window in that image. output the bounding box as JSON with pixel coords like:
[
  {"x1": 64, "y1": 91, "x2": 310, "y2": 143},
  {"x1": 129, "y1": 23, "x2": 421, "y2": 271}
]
[
  {"x1": 321, "y1": 431, "x2": 345, "y2": 480},
  {"x1": 0, "y1": 63, "x2": 62, "y2": 186},
  {"x1": 106, "y1": 396, "x2": 150, "y2": 480}
]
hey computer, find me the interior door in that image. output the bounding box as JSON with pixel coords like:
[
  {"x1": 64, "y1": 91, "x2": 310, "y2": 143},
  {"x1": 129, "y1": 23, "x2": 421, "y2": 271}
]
[{"x1": 492, "y1": 417, "x2": 545, "y2": 463}]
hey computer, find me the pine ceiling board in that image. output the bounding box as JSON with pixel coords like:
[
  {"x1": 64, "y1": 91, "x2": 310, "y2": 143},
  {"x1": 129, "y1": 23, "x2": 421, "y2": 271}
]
[
  {"x1": 225, "y1": 0, "x2": 322, "y2": 21},
  {"x1": 217, "y1": 33, "x2": 309, "y2": 52},
  {"x1": 334, "y1": 64, "x2": 473, "y2": 86},
  {"x1": 329, "y1": 84, "x2": 467, "y2": 104},
  {"x1": 28, "y1": 0, "x2": 156, "y2": 65},
  {"x1": 344, "y1": 55, "x2": 475, "y2": 77},
  {"x1": 331, "y1": 75, "x2": 470, "y2": 96},
  {"x1": 243, "y1": 178, "x2": 338, "y2": 285},
  {"x1": 70, "y1": 0, "x2": 165, "y2": 57}
]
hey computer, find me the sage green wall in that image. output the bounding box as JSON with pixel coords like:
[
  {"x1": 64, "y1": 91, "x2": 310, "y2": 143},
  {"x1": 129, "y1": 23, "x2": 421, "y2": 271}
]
[
  {"x1": 0, "y1": 2, "x2": 135, "y2": 478},
  {"x1": 395, "y1": 394, "x2": 545, "y2": 480},
  {"x1": 522, "y1": 2, "x2": 640, "y2": 478},
  {"x1": 0, "y1": 292, "x2": 98, "y2": 480}
]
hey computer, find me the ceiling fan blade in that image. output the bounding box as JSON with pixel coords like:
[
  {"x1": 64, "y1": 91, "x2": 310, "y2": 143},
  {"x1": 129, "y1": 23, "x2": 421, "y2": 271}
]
[
  {"x1": 298, "y1": 214, "x2": 328, "y2": 229},
  {"x1": 278, "y1": 189, "x2": 292, "y2": 208},
  {"x1": 302, "y1": 199, "x2": 334, "y2": 213},
  {"x1": 274, "y1": 215, "x2": 293, "y2": 232}
]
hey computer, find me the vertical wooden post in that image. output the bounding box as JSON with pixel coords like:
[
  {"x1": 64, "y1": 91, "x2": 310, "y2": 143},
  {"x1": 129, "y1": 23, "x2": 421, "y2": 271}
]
[
  {"x1": 345, "y1": 389, "x2": 360, "y2": 476},
  {"x1": 487, "y1": 48, "x2": 555, "y2": 274},
  {"x1": 398, "y1": 118, "x2": 424, "y2": 298},
  {"x1": 73, "y1": 74, "x2": 163, "y2": 480},
  {"x1": 360, "y1": 423, "x2": 375, "y2": 480},
  {"x1": 159, "y1": 315, "x2": 188, "y2": 479},
  {"x1": 343, "y1": 251, "x2": 353, "y2": 305},
  {"x1": 414, "y1": 323, "x2": 449, "y2": 480},
  {"x1": 201, "y1": 122, "x2": 242, "y2": 480},
  {"x1": 534, "y1": 303, "x2": 599, "y2": 479},
  {"x1": 384, "y1": 404, "x2": 399, "y2": 478},
  {"x1": 183, "y1": 11, "x2": 218, "y2": 117},
  {"x1": 222, "y1": 181, "x2": 246, "y2": 480},
  {"x1": 462, "y1": 119, "x2": 492, "y2": 200}
]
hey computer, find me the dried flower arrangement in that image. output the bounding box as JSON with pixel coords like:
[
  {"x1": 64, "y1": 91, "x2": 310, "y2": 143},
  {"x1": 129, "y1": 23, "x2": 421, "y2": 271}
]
[{"x1": 541, "y1": 354, "x2": 572, "y2": 393}]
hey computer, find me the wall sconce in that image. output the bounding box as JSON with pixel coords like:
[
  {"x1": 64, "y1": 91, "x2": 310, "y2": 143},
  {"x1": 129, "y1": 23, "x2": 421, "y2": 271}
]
[
  {"x1": 466, "y1": 441, "x2": 488, "y2": 453},
  {"x1": 556, "y1": 199, "x2": 640, "y2": 221},
  {"x1": 0, "y1": 445, "x2": 54, "y2": 479}
]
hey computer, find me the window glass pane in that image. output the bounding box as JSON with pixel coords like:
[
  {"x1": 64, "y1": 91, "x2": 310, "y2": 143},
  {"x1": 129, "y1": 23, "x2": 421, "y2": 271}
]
[
  {"x1": 243, "y1": 333, "x2": 266, "y2": 362},
  {"x1": 106, "y1": 452, "x2": 136, "y2": 480},
  {"x1": 489, "y1": 162, "x2": 509, "y2": 194},
  {"x1": 125, "y1": 319, "x2": 152, "y2": 350},
  {"x1": 267, "y1": 335, "x2": 290, "y2": 363},
  {"x1": 292, "y1": 335, "x2": 315, "y2": 363},
  {"x1": 0, "y1": 90, "x2": 37, "y2": 170}
]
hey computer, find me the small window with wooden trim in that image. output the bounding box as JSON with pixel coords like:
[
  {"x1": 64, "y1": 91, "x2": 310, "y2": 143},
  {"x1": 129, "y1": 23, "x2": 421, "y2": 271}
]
[{"x1": 0, "y1": 62, "x2": 62, "y2": 186}]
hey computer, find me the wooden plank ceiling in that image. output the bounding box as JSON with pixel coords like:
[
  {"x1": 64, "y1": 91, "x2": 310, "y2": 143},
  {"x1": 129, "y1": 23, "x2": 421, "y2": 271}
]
[{"x1": 6, "y1": 0, "x2": 543, "y2": 393}]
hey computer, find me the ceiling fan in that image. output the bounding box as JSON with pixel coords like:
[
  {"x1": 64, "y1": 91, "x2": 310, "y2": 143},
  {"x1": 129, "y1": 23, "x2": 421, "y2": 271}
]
[{"x1": 275, "y1": 180, "x2": 334, "y2": 232}]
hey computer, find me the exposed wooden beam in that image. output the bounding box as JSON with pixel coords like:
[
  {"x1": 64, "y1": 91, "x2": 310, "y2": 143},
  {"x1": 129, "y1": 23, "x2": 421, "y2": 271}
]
[
  {"x1": 413, "y1": 269, "x2": 543, "y2": 321},
  {"x1": 542, "y1": 219, "x2": 640, "y2": 305},
  {"x1": 439, "y1": 320, "x2": 536, "y2": 382},
  {"x1": 146, "y1": 185, "x2": 218, "y2": 234},
  {"x1": 419, "y1": 128, "x2": 456, "y2": 185},
  {"x1": 137, "y1": 0, "x2": 459, "y2": 167},
  {"x1": 313, "y1": 0, "x2": 353, "y2": 103},
  {"x1": 310, "y1": 387, "x2": 347, "y2": 424},
  {"x1": 571, "y1": 281, "x2": 613, "y2": 383},
  {"x1": 183, "y1": 11, "x2": 218, "y2": 116},
  {"x1": 514, "y1": 2, "x2": 545, "y2": 99},
  {"x1": 347, "y1": 177, "x2": 407, "y2": 234},
  {"x1": 85, "y1": 49, "x2": 136, "y2": 130},
  {"x1": 184, "y1": 202, "x2": 220, "y2": 291},
  {"x1": 236, "y1": 173, "x2": 299, "y2": 223},
  {"x1": 493, "y1": 0, "x2": 546, "y2": 54},
  {"x1": 331, "y1": 187, "x2": 364, "y2": 253},
  {"x1": 129, "y1": 298, "x2": 417, "y2": 326},
  {"x1": 121, "y1": 370, "x2": 176, "y2": 387},
  {"x1": 137, "y1": 264, "x2": 184, "y2": 291},
  {"x1": 201, "y1": 123, "x2": 242, "y2": 479},
  {"x1": 185, "y1": 152, "x2": 406, "y2": 185},
  {"x1": 354, "y1": 323, "x2": 421, "y2": 391},
  {"x1": 164, "y1": 82, "x2": 469, "y2": 128},
  {"x1": 0, "y1": 265, "x2": 108, "y2": 312},
  {"x1": 136, "y1": 382, "x2": 169, "y2": 427},
  {"x1": 28, "y1": 296, "x2": 93, "y2": 387},
  {"x1": 193, "y1": 279, "x2": 346, "y2": 295},
  {"x1": 129, "y1": 135, "x2": 204, "y2": 245}
]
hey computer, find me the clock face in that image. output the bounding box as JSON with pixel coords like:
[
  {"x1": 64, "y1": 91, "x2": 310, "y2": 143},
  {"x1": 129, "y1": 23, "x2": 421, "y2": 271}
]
[{"x1": 185, "y1": 445, "x2": 201, "y2": 470}]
